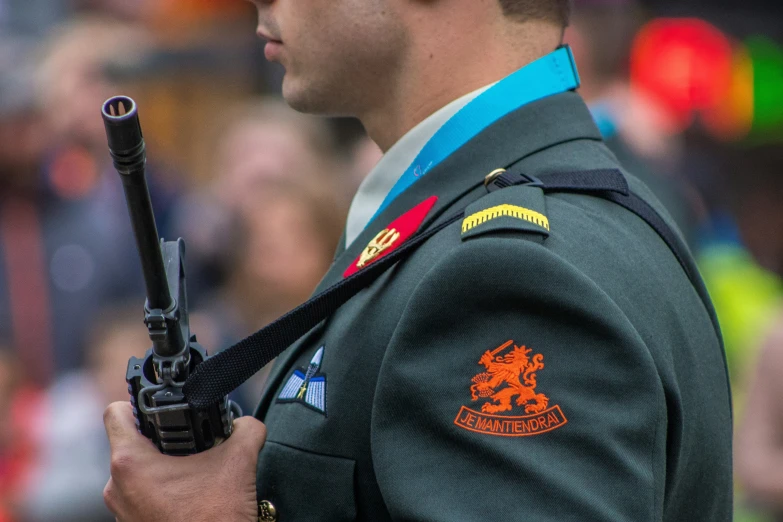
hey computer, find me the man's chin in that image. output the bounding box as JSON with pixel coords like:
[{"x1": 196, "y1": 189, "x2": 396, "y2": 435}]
[
  {"x1": 281, "y1": 88, "x2": 323, "y2": 116},
  {"x1": 281, "y1": 78, "x2": 353, "y2": 117}
]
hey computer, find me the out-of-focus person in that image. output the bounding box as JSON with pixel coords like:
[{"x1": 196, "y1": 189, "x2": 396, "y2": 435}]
[
  {"x1": 0, "y1": 40, "x2": 55, "y2": 387},
  {"x1": 0, "y1": 17, "x2": 181, "y2": 383},
  {"x1": 35, "y1": 16, "x2": 180, "y2": 252},
  {"x1": 565, "y1": 0, "x2": 704, "y2": 243},
  {"x1": 178, "y1": 99, "x2": 350, "y2": 303},
  {"x1": 700, "y1": 144, "x2": 783, "y2": 395},
  {"x1": 210, "y1": 99, "x2": 349, "y2": 214},
  {"x1": 226, "y1": 179, "x2": 345, "y2": 329},
  {"x1": 19, "y1": 306, "x2": 151, "y2": 522},
  {"x1": 722, "y1": 144, "x2": 783, "y2": 521},
  {"x1": 736, "y1": 311, "x2": 783, "y2": 521},
  {"x1": 179, "y1": 100, "x2": 348, "y2": 409},
  {"x1": 0, "y1": 42, "x2": 49, "y2": 522}
]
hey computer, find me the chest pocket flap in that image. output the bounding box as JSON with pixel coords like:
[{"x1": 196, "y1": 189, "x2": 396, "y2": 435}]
[{"x1": 257, "y1": 441, "x2": 357, "y2": 521}]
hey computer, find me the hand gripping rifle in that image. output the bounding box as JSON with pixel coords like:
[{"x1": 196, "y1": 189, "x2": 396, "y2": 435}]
[{"x1": 102, "y1": 96, "x2": 241, "y2": 455}]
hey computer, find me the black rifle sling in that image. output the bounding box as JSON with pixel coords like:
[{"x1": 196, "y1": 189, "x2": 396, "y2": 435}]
[
  {"x1": 182, "y1": 212, "x2": 464, "y2": 408},
  {"x1": 183, "y1": 168, "x2": 715, "y2": 408}
]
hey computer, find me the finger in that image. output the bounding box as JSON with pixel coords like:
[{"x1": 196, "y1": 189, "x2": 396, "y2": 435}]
[
  {"x1": 230, "y1": 416, "x2": 268, "y2": 455},
  {"x1": 103, "y1": 401, "x2": 146, "y2": 454}
]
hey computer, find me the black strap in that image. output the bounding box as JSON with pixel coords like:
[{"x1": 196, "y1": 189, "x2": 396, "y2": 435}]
[
  {"x1": 601, "y1": 191, "x2": 695, "y2": 285},
  {"x1": 492, "y1": 167, "x2": 700, "y2": 291},
  {"x1": 488, "y1": 168, "x2": 631, "y2": 196},
  {"x1": 183, "y1": 169, "x2": 710, "y2": 408},
  {"x1": 500, "y1": 167, "x2": 719, "y2": 345},
  {"x1": 183, "y1": 212, "x2": 464, "y2": 407}
]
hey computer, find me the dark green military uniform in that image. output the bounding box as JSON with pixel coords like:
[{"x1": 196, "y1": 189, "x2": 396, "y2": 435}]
[{"x1": 254, "y1": 92, "x2": 732, "y2": 521}]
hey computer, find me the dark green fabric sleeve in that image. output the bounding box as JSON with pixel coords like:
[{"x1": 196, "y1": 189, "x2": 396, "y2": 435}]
[{"x1": 370, "y1": 235, "x2": 667, "y2": 521}]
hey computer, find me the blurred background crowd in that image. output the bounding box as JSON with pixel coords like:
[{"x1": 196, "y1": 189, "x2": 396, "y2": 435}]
[{"x1": 0, "y1": 0, "x2": 781, "y2": 520}]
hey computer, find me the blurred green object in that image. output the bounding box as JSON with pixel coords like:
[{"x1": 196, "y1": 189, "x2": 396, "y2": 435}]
[
  {"x1": 698, "y1": 242, "x2": 783, "y2": 398},
  {"x1": 699, "y1": 241, "x2": 782, "y2": 522},
  {"x1": 747, "y1": 36, "x2": 783, "y2": 138}
]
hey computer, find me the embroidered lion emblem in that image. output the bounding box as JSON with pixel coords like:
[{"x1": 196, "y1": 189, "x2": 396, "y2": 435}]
[{"x1": 470, "y1": 340, "x2": 549, "y2": 414}]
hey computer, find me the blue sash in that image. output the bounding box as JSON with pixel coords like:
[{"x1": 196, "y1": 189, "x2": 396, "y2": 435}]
[{"x1": 368, "y1": 46, "x2": 581, "y2": 226}]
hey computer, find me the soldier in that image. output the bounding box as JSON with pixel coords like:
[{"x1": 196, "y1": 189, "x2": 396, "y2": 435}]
[{"x1": 103, "y1": 0, "x2": 733, "y2": 521}]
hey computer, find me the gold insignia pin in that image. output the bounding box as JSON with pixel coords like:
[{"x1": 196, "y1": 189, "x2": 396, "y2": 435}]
[{"x1": 357, "y1": 228, "x2": 401, "y2": 268}]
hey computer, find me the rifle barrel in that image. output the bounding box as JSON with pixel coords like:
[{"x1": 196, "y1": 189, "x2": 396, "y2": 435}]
[{"x1": 102, "y1": 96, "x2": 172, "y2": 312}]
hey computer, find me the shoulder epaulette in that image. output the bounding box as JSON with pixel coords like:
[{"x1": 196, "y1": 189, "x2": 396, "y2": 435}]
[{"x1": 461, "y1": 184, "x2": 550, "y2": 241}]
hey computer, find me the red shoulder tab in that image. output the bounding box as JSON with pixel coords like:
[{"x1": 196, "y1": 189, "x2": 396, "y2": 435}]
[{"x1": 344, "y1": 196, "x2": 438, "y2": 278}]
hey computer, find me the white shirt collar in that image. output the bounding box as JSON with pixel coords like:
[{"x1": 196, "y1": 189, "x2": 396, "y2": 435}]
[{"x1": 344, "y1": 84, "x2": 493, "y2": 247}]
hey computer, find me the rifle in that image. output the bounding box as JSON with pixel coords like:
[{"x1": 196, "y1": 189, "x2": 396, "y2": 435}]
[{"x1": 102, "y1": 96, "x2": 241, "y2": 455}]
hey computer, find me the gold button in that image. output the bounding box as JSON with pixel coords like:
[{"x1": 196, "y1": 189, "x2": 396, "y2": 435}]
[
  {"x1": 258, "y1": 500, "x2": 278, "y2": 522},
  {"x1": 484, "y1": 168, "x2": 506, "y2": 187}
]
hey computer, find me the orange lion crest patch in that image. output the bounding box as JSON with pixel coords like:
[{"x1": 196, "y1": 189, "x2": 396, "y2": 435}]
[{"x1": 454, "y1": 340, "x2": 567, "y2": 437}]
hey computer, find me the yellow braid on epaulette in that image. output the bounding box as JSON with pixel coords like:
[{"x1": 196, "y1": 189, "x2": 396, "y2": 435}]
[{"x1": 462, "y1": 204, "x2": 550, "y2": 233}]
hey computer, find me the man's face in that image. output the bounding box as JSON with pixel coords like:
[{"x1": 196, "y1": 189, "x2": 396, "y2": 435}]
[{"x1": 248, "y1": 0, "x2": 407, "y2": 116}]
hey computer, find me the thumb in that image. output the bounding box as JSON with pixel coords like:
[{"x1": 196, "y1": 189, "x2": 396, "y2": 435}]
[
  {"x1": 104, "y1": 401, "x2": 157, "y2": 456},
  {"x1": 229, "y1": 416, "x2": 268, "y2": 455}
]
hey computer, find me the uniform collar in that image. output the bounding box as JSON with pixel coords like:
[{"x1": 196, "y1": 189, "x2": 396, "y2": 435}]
[
  {"x1": 345, "y1": 84, "x2": 494, "y2": 248},
  {"x1": 323, "y1": 91, "x2": 603, "y2": 291}
]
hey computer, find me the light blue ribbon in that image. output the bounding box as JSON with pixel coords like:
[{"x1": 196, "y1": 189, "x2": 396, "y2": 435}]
[{"x1": 368, "y1": 46, "x2": 581, "y2": 227}]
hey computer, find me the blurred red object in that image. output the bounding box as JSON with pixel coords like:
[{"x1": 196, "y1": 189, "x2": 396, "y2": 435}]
[
  {"x1": 48, "y1": 146, "x2": 100, "y2": 200},
  {"x1": 0, "y1": 385, "x2": 44, "y2": 521},
  {"x1": 151, "y1": 0, "x2": 249, "y2": 25},
  {"x1": 631, "y1": 18, "x2": 734, "y2": 133}
]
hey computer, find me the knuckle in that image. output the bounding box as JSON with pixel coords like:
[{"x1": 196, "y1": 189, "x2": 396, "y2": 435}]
[
  {"x1": 103, "y1": 480, "x2": 118, "y2": 513},
  {"x1": 109, "y1": 451, "x2": 134, "y2": 479},
  {"x1": 250, "y1": 420, "x2": 268, "y2": 441},
  {"x1": 235, "y1": 420, "x2": 267, "y2": 450}
]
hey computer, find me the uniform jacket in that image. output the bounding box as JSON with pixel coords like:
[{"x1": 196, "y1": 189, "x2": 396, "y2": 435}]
[{"x1": 254, "y1": 92, "x2": 733, "y2": 521}]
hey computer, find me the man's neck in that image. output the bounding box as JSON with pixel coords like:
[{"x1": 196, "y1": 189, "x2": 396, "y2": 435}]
[{"x1": 359, "y1": 19, "x2": 563, "y2": 152}]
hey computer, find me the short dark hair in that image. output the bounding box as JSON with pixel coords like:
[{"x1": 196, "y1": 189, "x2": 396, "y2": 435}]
[{"x1": 498, "y1": 0, "x2": 572, "y2": 27}]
